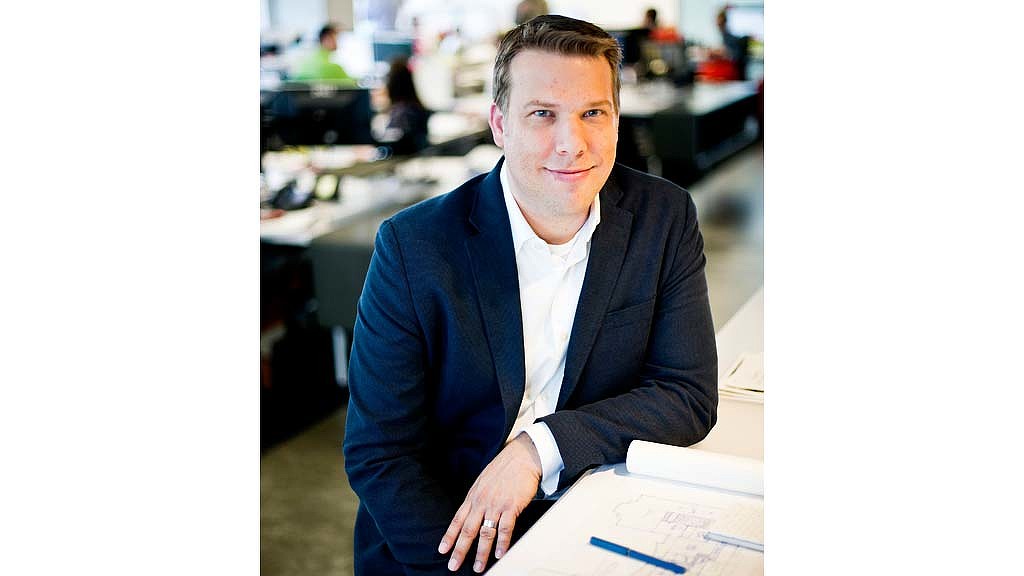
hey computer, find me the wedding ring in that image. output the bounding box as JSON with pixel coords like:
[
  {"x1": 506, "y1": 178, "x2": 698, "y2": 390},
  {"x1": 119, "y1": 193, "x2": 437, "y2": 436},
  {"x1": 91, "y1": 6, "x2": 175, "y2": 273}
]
[{"x1": 482, "y1": 519, "x2": 498, "y2": 529}]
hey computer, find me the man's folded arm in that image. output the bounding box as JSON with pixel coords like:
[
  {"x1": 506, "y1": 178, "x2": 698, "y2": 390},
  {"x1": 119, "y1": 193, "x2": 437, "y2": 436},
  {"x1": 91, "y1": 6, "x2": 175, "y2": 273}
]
[
  {"x1": 537, "y1": 197, "x2": 719, "y2": 489},
  {"x1": 343, "y1": 220, "x2": 460, "y2": 570}
]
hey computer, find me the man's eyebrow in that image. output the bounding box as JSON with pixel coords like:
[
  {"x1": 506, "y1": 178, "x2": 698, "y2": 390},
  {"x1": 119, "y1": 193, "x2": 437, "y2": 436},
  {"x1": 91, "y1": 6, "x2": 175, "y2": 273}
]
[{"x1": 521, "y1": 99, "x2": 613, "y2": 109}]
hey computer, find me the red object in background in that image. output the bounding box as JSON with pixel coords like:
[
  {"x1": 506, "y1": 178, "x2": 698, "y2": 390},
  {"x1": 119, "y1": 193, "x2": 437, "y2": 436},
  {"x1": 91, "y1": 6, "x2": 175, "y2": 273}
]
[
  {"x1": 649, "y1": 27, "x2": 681, "y2": 43},
  {"x1": 697, "y1": 58, "x2": 738, "y2": 82},
  {"x1": 261, "y1": 208, "x2": 286, "y2": 220}
]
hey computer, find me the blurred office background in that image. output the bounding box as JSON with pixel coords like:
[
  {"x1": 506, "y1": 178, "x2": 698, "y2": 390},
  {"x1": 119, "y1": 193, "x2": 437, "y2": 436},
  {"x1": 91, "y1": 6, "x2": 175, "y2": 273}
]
[{"x1": 260, "y1": 1, "x2": 764, "y2": 573}]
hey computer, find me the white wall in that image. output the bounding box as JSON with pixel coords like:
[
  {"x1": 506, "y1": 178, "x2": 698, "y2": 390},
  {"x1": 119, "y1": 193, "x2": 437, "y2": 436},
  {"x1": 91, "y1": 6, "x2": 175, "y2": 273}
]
[
  {"x1": 395, "y1": 0, "x2": 678, "y2": 39},
  {"x1": 268, "y1": 0, "x2": 730, "y2": 43},
  {"x1": 546, "y1": 0, "x2": 679, "y2": 31},
  {"x1": 266, "y1": 0, "x2": 355, "y2": 41},
  {"x1": 327, "y1": 0, "x2": 356, "y2": 29},
  {"x1": 264, "y1": 0, "x2": 762, "y2": 66},
  {"x1": 679, "y1": 0, "x2": 721, "y2": 46},
  {"x1": 680, "y1": 0, "x2": 763, "y2": 47}
]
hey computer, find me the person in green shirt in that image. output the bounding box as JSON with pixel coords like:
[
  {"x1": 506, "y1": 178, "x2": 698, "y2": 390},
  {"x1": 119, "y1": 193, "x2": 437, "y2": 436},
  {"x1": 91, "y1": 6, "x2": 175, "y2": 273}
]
[{"x1": 291, "y1": 24, "x2": 356, "y2": 84}]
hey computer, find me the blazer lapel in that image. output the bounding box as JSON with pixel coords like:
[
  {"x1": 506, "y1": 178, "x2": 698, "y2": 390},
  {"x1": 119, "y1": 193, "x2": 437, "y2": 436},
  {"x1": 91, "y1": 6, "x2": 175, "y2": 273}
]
[
  {"x1": 558, "y1": 179, "x2": 633, "y2": 408},
  {"x1": 465, "y1": 159, "x2": 526, "y2": 440}
]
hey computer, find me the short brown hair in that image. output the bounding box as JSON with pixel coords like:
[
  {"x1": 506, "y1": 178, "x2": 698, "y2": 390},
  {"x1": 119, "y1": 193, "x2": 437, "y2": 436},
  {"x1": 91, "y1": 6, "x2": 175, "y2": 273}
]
[{"x1": 493, "y1": 15, "x2": 622, "y2": 113}]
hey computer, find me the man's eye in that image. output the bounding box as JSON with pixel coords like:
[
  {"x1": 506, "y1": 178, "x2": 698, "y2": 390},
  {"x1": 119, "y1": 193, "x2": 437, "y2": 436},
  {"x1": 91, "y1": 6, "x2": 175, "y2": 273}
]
[
  {"x1": 584, "y1": 109, "x2": 603, "y2": 118},
  {"x1": 531, "y1": 110, "x2": 552, "y2": 118}
]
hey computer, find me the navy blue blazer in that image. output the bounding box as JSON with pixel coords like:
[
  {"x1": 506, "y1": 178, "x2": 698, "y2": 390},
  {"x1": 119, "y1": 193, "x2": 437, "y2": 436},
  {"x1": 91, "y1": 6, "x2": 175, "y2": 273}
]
[{"x1": 343, "y1": 159, "x2": 718, "y2": 575}]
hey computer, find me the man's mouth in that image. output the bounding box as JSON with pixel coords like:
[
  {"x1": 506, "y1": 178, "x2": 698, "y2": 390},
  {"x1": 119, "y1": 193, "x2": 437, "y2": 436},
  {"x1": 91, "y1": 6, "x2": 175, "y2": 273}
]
[{"x1": 546, "y1": 166, "x2": 594, "y2": 181}]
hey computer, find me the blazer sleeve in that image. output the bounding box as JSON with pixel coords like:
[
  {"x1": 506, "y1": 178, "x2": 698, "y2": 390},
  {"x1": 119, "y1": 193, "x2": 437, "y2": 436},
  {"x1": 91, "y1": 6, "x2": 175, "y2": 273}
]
[
  {"x1": 343, "y1": 220, "x2": 465, "y2": 574},
  {"x1": 537, "y1": 193, "x2": 719, "y2": 489}
]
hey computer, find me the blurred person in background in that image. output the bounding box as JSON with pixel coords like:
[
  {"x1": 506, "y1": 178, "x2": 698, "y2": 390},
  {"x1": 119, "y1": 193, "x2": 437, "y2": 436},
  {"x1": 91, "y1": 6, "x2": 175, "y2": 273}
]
[
  {"x1": 643, "y1": 7, "x2": 658, "y2": 31},
  {"x1": 715, "y1": 7, "x2": 748, "y2": 80},
  {"x1": 643, "y1": 7, "x2": 680, "y2": 43},
  {"x1": 514, "y1": 0, "x2": 548, "y2": 26},
  {"x1": 383, "y1": 57, "x2": 431, "y2": 155},
  {"x1": 291, "y1": 23, "x2": 356, "y2": 84},
  {"x1": 636, "y1": 6, "x2": 686, "y2": 83}
]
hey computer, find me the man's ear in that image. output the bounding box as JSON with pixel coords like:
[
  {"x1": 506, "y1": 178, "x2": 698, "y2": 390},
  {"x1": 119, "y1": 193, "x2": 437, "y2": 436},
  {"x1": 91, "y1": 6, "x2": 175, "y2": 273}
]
[{"x1": 488, "y1": 102, "x2": 505, "y2": 149}]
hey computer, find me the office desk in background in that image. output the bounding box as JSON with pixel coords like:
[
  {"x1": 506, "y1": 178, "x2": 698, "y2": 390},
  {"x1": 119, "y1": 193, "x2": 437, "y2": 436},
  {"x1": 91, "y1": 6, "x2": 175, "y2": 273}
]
[
  {"x1": 260, "y1": 146, "x2": 501, "y2": 247},
  {"x1": 616, "y1": 80, "x2": 760, "y2": 187}
]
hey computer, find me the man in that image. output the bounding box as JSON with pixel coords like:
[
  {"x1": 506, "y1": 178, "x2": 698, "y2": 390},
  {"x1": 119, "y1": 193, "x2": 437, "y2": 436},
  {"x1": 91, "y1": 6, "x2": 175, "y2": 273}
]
[
  {"x1": 644, "y1": 7, "x2": 681, "y2": 43},
  {"x1": 643, "y1": 7, "x2": 660, "y2": 35},
  {"x1": 344, "y1": 15, "x2": 717, "y2": 576},
  {"x1": 291, "y1": 24, "x2": 355, "y2": 83},
  {"x1": 716, "y1": 8, "x2": 748, "y2": 81},
  {"x1": 514, "y1": 0, "x2": 549, "y2": 26}
]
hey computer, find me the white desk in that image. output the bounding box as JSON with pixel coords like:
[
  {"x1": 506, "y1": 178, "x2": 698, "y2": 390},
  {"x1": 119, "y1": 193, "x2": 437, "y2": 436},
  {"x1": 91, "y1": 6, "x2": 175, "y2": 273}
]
[
  {"x1": 425, "y1": 112, "x2": 489, "y2": 146},
  {"x1": 260, "y1": 145, "x2": 397, "y2": 246},
  {"x1": 260, "y1": 198, "x2": 397, "y2": 247},
  {"x1": 691, "y1": 287, "x2": 764, "y2": 460},
  {"x1": 260, "y1": 150, "x2": 503, "y2": 247}
]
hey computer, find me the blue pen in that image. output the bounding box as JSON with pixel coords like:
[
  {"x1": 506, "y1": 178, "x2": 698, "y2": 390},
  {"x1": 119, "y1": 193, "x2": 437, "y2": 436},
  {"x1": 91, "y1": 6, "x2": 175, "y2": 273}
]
[{"x1": 589, "y1": 536, "x2": 686, "y2": 574}]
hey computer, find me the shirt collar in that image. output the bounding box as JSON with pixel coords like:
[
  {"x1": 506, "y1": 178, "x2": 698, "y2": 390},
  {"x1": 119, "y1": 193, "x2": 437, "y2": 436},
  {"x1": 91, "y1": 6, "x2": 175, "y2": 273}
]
[{"x1": 500, "y1": 159, "x2": 601, "y2": 257}]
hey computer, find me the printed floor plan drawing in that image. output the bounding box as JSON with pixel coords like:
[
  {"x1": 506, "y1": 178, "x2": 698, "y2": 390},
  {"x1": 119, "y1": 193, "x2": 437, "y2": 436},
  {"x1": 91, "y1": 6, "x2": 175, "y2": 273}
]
[{"x1": 489, "y1": 465, "x2": 763, "y2": 576}]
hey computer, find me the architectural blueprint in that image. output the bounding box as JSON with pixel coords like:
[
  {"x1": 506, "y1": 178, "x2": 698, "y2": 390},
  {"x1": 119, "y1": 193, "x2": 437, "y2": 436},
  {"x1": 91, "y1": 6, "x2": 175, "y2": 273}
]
[{"x1": 488, "y1": 464, "x2": 763, "y2": 576}]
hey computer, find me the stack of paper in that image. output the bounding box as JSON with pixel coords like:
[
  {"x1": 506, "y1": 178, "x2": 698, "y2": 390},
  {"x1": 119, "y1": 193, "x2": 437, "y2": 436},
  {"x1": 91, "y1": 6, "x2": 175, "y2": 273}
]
[{"x1": 720, "y1": 352, "x2": 764, "y2": 403}]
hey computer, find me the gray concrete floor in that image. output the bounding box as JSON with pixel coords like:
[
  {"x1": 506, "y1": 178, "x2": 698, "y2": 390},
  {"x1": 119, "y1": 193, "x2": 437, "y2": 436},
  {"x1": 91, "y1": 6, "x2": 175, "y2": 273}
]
[{"x1": 260, "y1": 142, "x2": 764, "y2": 575}]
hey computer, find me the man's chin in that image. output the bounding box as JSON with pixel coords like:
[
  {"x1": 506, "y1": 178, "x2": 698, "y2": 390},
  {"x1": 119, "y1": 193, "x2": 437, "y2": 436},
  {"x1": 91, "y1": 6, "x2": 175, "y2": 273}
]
[{"x1": 553, "y1": 171, "x2": 609, "y2": 196}]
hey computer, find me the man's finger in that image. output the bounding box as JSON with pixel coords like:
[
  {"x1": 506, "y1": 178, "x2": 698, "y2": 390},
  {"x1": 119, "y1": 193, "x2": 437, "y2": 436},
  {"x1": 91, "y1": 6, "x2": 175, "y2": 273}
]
[
  {"x1": 439, "y1": 501, "x2": 470, "y2": 554},
  {"x1": 494, "y1": 510, "x2": 517, "y2": 559},
  {"x1": 472, "y1": 514, "x2": 500, "y2": 573},
  {"x1": 448, "y1": 507, "x2": 483, "y2": 572}
]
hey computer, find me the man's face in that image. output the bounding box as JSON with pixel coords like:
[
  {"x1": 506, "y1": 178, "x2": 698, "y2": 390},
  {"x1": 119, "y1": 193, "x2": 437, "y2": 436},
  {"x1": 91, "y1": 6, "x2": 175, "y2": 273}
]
[
  {"x1": 489, "y1": 50, "x2": 618, "y2": 230},
  {"x1": 322, "y1": 32, "x2": 338, "y2": 52}
]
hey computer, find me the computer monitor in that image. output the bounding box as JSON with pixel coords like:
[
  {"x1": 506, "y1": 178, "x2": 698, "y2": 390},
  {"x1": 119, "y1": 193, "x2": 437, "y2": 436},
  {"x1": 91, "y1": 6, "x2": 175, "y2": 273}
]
[
  {"x1": 608, "y1": 28, "x2": 648, "y2": 67},
  {"x1": 263, "y1": 83, "x2": 375, "y2": 147},
  {"x1": 372, "y1": 39, "x2": 414, "y2": 64}
]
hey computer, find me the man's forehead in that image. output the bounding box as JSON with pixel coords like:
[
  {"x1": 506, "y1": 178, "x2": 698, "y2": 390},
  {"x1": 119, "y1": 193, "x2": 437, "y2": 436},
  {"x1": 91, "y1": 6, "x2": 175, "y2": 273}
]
[
  {"x1": 509, "y1": 49, "x2": 606, "y2": 68},
  {"x1": 507, "y1": 50, "x2": 614, "y2": 103}
]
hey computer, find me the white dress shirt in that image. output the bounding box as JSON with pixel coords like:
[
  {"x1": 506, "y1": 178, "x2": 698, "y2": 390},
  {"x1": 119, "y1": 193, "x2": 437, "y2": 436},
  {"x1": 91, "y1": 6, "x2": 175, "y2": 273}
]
[{"x1": 499, "y1": 162, "x2": 601, "y2": 496}]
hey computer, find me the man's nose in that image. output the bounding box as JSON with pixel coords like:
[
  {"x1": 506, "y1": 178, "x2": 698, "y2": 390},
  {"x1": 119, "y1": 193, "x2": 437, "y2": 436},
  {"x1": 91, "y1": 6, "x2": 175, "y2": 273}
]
[{"x1": 555, "y1": 118, "x2": 586, "y2": 157}]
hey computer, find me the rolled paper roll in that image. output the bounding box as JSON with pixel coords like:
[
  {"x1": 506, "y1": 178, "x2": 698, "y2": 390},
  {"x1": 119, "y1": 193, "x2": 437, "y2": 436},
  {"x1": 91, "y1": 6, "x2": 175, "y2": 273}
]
[{"x1": 626, "y1": 440, "x2": 763, "y2": 496}]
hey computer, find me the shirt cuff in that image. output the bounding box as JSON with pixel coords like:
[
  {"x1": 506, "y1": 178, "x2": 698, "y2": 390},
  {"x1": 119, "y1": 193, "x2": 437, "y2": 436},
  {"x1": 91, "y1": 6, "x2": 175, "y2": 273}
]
[{"x1": 523, "y1": 422, "x2": 565, "y2": 496}]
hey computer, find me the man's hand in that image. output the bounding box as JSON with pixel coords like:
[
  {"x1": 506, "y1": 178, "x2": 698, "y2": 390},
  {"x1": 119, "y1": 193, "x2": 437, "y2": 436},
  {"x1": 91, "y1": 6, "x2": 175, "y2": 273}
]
[{"x1": 438, "y1": 433, "x2": 542, "y2": 573}]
